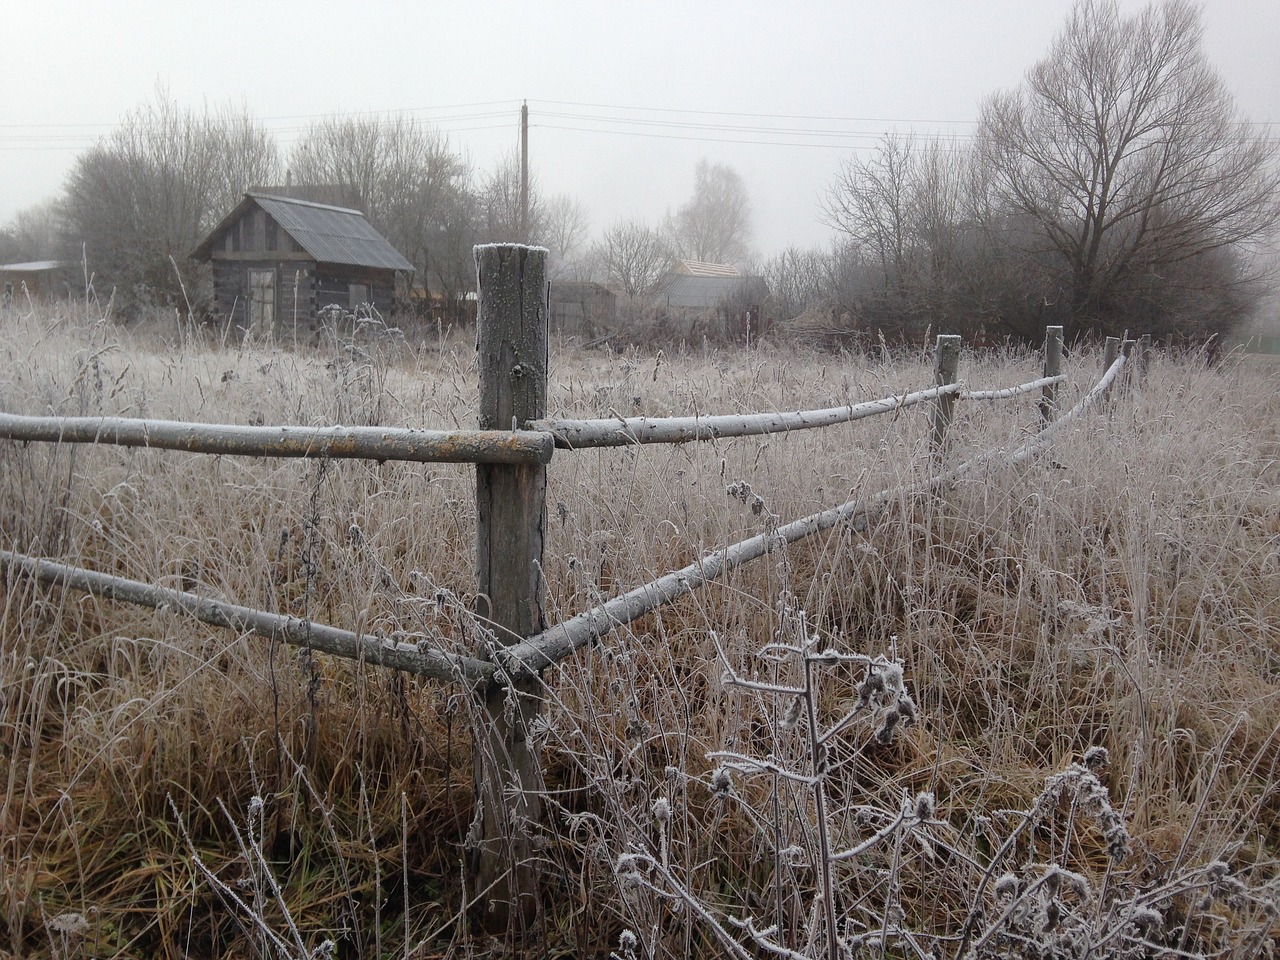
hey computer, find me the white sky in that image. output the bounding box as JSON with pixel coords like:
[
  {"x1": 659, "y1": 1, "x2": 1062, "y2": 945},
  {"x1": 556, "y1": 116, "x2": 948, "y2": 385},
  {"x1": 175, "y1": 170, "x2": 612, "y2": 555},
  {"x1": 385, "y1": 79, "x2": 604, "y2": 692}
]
[{"x1": 3, "y1": 0, "x2": 1277, "y2": 257}]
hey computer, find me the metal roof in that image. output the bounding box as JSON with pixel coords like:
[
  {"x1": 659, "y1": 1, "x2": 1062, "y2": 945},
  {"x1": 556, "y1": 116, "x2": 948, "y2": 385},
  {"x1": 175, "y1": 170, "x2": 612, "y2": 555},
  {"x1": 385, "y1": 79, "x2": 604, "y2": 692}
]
[
  {"x1": 651, "y1": 273, "x2": 767, "y2": 310},
  {"x1": 0, "y1": 261, "x2": 65, "y2": 272},
  {"x1": 191, "y1": 193, "x2": 414, "y2": 272}
]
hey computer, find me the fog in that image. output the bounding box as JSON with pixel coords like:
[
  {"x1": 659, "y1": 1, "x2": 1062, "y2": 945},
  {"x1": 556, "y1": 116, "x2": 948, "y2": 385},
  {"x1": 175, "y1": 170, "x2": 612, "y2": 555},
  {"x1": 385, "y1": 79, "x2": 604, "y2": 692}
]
[{"x1": 3, "y1": 0, "x2": 1277, "y2": 256}]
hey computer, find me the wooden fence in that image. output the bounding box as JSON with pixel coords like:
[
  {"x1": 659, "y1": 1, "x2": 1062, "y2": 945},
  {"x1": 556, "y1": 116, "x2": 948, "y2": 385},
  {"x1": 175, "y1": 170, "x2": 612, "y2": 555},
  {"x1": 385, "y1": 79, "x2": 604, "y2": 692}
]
[{"x1": 0, "y1": 244, "x2": 1137, "y2": 929}]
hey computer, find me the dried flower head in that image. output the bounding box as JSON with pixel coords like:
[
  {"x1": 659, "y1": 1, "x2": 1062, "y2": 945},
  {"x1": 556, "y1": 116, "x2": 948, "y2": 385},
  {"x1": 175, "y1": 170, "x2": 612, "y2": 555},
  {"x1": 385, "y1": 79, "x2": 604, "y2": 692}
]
[{"x1": 709, "y1": 766, "x2": 733, "y2": 797}]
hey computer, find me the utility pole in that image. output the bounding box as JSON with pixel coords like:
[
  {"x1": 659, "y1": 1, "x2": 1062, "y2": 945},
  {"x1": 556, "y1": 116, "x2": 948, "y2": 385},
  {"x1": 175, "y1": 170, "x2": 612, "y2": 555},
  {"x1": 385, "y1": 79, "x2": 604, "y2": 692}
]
[{"x1": 520, "y1": 100, "x2": 529, "y2": 243}]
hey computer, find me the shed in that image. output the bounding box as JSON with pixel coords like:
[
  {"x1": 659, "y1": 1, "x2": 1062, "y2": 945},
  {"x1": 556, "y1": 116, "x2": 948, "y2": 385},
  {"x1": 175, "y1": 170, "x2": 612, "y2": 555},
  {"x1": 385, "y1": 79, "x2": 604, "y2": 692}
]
[
  {"x1": 650, "y1": 260, "x2": 771, "y2": 339},
  {"x1": 190, "y1": 193, "x2": 414, "y2": 339},
  {"x1": 0, "y1": 261, "x2": 70, "y2": 302}
]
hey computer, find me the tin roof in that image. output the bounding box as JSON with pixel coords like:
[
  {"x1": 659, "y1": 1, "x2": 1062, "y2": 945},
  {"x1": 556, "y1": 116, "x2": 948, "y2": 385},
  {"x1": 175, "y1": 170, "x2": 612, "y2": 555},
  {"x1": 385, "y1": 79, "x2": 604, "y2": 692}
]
[
  {"x1": 191, "y1": 193, "x2": 414, "y2": 272},
  {"x1": 0, "y1": 260, "x2": 65, "y2": 272}
]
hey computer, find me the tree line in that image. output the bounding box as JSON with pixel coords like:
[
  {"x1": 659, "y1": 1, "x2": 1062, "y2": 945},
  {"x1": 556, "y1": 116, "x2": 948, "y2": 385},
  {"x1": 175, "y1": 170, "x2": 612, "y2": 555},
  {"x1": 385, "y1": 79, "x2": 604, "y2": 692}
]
[
  {"x1": 0, "y1": 84, "x2": 755, "y2": 324},
  {"x1": 2, "y1": 0, "x2": 1277, "y2": 343},
  {"x1": 759, "y1": 0, "x2": 1280, "y2": 344}
]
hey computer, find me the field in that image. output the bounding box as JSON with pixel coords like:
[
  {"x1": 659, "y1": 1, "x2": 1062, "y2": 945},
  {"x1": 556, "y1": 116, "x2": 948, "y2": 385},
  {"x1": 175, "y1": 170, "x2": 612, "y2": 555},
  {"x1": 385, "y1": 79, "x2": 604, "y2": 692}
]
[{"x1": 1, "y1": 301, "x2": 1278, "y2": 958}]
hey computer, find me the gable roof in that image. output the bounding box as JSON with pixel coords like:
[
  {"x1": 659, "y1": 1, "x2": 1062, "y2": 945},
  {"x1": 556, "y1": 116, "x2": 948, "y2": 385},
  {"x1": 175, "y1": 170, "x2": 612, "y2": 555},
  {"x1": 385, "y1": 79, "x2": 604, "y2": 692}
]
[{"x1": 191, "y1": 193, "x2": 414, "y2": 272}]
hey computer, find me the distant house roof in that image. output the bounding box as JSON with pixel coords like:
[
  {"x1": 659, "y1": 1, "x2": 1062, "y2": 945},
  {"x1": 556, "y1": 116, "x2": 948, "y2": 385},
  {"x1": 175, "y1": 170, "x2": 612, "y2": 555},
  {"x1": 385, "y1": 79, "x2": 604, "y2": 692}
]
[
  {"x1": 0, "y1": 260, "x2": 65, "y2": 272},
  {"x1": 651, "y1": 272, "x2": 768, "y2": 311},
  {"x1": 190, "y1": 193, "x2": 414, "y2": 272},
  {"x1": 673, "y1": 259, "x2": 740, "y2": 278}
]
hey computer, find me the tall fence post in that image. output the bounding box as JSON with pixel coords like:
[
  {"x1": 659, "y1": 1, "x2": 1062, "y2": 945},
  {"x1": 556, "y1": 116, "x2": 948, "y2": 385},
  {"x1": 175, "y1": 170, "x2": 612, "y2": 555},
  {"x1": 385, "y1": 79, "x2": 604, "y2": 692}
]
[
  {"x1": 471, "y1": 243, "x2": 548, "y2": 931},
  {"x1": 931, "y1": 334, "x2": 961, "y2": 454},
  {"x1": 1040, "y1": 325, "x2": 1064, "y2": 424}
]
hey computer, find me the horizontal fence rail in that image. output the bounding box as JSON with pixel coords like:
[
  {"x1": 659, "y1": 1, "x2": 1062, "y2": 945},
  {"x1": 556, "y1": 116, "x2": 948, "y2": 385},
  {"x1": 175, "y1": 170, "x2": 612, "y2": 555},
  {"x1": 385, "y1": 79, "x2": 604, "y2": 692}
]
[
  {"x1": 0, "y1": 550, "x2": 496, "y2": 683},
  {"x1": 500, "y1": 359, "x2": 1122, "y2": 675},
  {"x1": 530, "y1": 376, "x2": 1066, "y2": 449},
  {"x1": 0, "y1": 412, "x2": 554, "y2": 465},
  {"x1": 529, "y1": 384, "x2": 961, "y2": 448}
]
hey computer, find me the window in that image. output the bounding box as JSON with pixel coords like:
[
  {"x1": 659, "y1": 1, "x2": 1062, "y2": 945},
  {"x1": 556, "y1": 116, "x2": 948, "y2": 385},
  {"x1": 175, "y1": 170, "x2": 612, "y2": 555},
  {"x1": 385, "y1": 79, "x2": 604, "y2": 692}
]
[{"x1": 349, "y1": 283, "x2": 369, "y2": 310}]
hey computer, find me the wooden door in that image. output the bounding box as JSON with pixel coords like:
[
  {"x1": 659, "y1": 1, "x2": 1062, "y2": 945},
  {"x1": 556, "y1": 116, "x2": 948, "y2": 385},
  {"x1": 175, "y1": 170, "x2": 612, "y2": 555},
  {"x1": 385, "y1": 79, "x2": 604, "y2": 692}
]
[{"x1": 248, "y1": 268, "x2": 276, "y2": 336}]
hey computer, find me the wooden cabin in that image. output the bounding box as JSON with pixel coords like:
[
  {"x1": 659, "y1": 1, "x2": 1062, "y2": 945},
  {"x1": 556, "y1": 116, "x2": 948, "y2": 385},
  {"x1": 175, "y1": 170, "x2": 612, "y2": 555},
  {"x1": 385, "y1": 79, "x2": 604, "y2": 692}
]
[
  {"x1": 0, "y1": 261, "x2": 70, "y2": 302},
  {"x1": 190, "y1": 193, "x2": 414, "y2": 340}
]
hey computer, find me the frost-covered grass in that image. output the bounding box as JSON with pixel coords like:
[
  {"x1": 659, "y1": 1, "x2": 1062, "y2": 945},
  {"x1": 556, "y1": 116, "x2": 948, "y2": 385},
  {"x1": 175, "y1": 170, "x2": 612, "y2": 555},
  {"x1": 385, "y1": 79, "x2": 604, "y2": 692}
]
[{"x1": 0, "y1": 300, "x2": 1277, "y2": 958}]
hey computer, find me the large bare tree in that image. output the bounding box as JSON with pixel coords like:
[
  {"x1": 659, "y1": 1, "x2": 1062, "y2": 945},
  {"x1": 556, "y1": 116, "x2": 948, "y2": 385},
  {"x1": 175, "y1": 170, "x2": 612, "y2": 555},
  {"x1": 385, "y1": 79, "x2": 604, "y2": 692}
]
[
  {"x1": 289, "y1": 115, "x2": 474, "y2": 310},
  {"x1": 59, "y1": 89, "x2": 279, "y2": 312},
  {"x1": 539, "y1": 194, "x2": 591, "y2": 279},
  {"x1": 979, "y1": 0, "x2": 1280, "y2": 338},
  {"x1": 593, "y1": 219, "x2": 670, "y2": 297},
  {"x1": 666, "y1": 159, "x2": 752, "y2": 266}
]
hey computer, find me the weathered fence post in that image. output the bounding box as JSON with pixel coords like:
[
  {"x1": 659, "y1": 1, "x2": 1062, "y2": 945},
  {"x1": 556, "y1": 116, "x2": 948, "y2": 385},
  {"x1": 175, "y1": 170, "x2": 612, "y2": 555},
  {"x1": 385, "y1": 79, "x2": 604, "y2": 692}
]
[
  {"x1": 1101, "y1": 335, "x2": 1121, "y2": 405},
  {"x1": 1040, "y1": 325, "x2": 1064, "y2": 424},
  {"x1": 472, "y1": 243, "x2": 549, "y2": 930},
  {"x1": 1137, "y1": 333, "x2": 1153, "y2": 384},
  {"x1": 1102, "y1": 336, "x2": 1120, "y2": 373},
  {"x1": 1121, "y1": 337, "x2": 1136, "y2": 393},
  {"x1": 931, "y1": 334, "x2": 961, "y2": 454}
]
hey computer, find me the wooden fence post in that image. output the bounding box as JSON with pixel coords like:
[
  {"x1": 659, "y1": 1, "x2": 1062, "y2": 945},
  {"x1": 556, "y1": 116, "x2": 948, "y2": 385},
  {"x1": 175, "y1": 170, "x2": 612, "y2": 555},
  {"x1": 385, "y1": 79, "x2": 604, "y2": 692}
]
[
  {"x1": 1040, "y1": 325, "x2": 1063, "y2": 424},
  {"x1": 931, "y1": 334, "x2": 961, "y2": 454},
  {"x1": 1101, "y1": 335, "x2": 1121, "y2": 404},
  {"x1": 472, "y1": 243, "x2": 549, "y2": 931}
]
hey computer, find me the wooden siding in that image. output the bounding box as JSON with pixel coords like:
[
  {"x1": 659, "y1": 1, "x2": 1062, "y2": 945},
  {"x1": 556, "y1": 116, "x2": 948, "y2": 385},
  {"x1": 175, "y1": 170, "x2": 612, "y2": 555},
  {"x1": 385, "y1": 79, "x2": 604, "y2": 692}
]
[{"x1": 210, "y1": 261, "x2": 317, "y2": 341}]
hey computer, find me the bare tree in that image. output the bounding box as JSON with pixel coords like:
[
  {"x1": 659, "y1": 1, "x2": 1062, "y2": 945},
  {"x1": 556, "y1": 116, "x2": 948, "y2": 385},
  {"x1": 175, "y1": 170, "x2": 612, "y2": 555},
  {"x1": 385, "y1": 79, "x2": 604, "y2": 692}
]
[
  {"x1": 666, "y1": 159, "x2": 752, "y2": 265},
  {"x1": 289, "y1": 115, "x2": 474, "y2": 311},
  {"x1": 477, "y1": 151, "x2": 544, "y2": 244},
  {"x1": 539, "y1": 194, "x2": 591, "y2": 279},
  {"x1": 593, "y1": 219, "x2": 671, "y2": 298},
  {"x1": 3, "y1": 200, "x2": 62, "y2": 262},
  {"x1": 978, "y1": 0, "x2": 1280, "y2": 338},
  {"x1": 823, "y1": 134, "x2": 918, "y2": 283},
  {"x1": 59, "y1": 87, "x2": 280, "y2": 312}
]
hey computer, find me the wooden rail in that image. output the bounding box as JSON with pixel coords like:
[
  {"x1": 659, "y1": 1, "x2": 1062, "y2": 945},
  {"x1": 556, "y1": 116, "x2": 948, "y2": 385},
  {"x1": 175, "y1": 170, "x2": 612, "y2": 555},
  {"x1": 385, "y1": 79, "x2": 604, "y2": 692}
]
[
  {"x1": 0, "y1": 550, "x2": 495, "y2": 682},
  {"x1": 0, "y1": 413, "x2": 553, "y2": 465}
]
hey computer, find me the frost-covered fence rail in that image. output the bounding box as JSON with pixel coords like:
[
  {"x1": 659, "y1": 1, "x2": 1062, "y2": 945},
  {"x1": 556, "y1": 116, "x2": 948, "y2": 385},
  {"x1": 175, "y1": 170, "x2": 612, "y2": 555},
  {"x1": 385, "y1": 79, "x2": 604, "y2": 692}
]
[
  {"x1": 528, "y1": 377, "x2": 1065, "y2": 449},
  {"x1": 0, "y1": 413, "x2": 553, "y2": 464}
]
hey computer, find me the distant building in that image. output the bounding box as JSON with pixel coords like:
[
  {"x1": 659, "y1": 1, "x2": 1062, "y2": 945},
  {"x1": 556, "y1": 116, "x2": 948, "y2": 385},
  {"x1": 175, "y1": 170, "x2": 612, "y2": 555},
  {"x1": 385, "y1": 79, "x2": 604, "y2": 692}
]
[
  {"x1": 0, "y1": 261, "x2": 70, "y2": 302},
  {"x1": 650, "y1": 259, "x2": 771, "y2": 339},
  {"x1": 549, "y1": 281, "x2": 617, "y2": 338},
  {"x1": 190, "y1": 193, "x2": 414, "y2": 340}
]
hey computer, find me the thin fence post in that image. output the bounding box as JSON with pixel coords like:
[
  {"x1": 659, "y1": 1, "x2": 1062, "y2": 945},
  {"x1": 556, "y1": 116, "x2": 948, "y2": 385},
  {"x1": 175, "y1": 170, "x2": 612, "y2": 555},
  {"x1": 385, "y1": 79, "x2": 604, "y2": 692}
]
[
  {"x1": 471, "y1": 243, "x2": 548, "y2": 931},
  {"x1": 1121, "y1": 338, "x2": 1136, "y2": 393},
  {"x1": 1040, "y1": 325, "x2": 1063, "y2": 424},
  {"x1": 1137, "y1": 333, "x2": 1153, "y2": 384},
  {"x1": 931, "y1": 334, "x2": 961, "y2": 454}
]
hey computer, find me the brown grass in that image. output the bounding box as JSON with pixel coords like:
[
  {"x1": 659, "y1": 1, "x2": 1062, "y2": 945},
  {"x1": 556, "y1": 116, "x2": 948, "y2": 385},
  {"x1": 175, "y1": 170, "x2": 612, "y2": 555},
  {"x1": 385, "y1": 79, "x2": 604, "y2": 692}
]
[{"x1": 0, "y1": 300, "x2": 1277, "y2": 957}]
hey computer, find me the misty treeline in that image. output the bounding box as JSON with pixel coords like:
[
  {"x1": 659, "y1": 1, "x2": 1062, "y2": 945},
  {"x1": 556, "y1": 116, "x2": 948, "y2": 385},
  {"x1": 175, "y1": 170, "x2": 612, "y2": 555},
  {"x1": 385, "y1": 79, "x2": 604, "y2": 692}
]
[
  {"x1": 3, "y1": 0, "x2": 1278, "y2": 343},
  {"x1": 762, "y1": 0, "x2": 1280, "y2": 344}
]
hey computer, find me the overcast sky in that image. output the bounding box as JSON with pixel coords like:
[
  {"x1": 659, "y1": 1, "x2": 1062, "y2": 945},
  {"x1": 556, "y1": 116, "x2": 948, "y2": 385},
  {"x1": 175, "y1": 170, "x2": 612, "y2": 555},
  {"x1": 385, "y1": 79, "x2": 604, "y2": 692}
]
[{"x1": 3, "y1": 0, "x2": 1277, "y2": 257}]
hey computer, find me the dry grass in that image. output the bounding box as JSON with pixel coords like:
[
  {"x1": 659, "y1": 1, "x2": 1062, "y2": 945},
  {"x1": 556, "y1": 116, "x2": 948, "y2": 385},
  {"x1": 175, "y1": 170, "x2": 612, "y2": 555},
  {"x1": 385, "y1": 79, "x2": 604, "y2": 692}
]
[{"x1": 0, "y1": 300, "x2": 1277, "y2": 958}]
